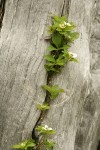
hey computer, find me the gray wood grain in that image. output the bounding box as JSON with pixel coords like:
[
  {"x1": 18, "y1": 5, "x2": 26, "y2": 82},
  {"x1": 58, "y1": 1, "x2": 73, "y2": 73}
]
[
  {"x1": 0, "y1": 0, "x2": 66, "y2": 149},
  {"x1": 0, "y1": 0, "x2": 100, "y2": 150}
]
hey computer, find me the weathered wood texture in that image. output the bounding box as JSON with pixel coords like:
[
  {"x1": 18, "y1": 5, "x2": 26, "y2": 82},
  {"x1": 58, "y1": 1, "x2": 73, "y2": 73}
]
[{"x1": 0, "y1": 0, "x2": 100, "y2": 150}]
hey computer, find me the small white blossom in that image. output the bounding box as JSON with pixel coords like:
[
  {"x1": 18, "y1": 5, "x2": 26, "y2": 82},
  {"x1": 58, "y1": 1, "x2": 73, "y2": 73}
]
[
  {"x1": 43, "y1": 125, "x2": 53, "y2": 131},
  {"x1": 43, "y1": 125, "x2": 48, "y2": 130},
  {"x1": 64, "y1": 21, "x2": 67, "y2": 25},
  {"x1": 59, "y1": 21, "x2": 67, "y2": 29},
  {"x1": 59, "y1": 24, "x2": 66, "y2": 29},
  {"x1": 48, "y1": 127, "x2": 52, "y2": 130},
  {"x1": 66, "y1": 23, "x2": 71, "y2": 26},
  {"x1": 59, "y1": 21, "x2": 71, "y2": 29},
  {"x1": 69, "y1": 52, "x2": 77, "y2": 58}
]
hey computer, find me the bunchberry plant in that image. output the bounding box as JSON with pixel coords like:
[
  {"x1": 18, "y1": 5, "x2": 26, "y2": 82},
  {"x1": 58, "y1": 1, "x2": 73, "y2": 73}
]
[
  {"x1": 43, "y1": 139, "x2": 55, "y2": 150},
  {"x1": 45, "y1": 15, "x2": 79, "y2": 73},
  {"x1": 12, "y1": 15, "x2": 79, "y2": 150},
  {"x1": 36, "y1": 125, "x2": 56, "y2": 135},
  {"x1": 12, "y1": 139, "x2": 35, "y2": 150},
  {"x1": 35, "y1": 125, "x2": 55, "y2": 150}
]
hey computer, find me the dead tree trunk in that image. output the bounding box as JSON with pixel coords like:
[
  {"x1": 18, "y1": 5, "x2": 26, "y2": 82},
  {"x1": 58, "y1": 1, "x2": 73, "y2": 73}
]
[{"x1": 0, "y1": 0, "x2": 100, "y2": 150}]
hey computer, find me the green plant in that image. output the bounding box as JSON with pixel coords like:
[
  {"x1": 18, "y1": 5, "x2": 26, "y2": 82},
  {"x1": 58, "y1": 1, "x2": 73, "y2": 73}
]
[
  {"x1": 37, "y1": 103, "x2": 50, "y2": 111},
  {"x1": 12, "y1": 139, "x2": 35, "y2": 150},
  {"x1": 42, "y1": 85, "x2": 64, "y2": 100},
  {"x1": 12, "y1": 15, "x2": 79, "y2": 150},
  {"x1": 36, "y1": 125, "x2": 56, "y2": 135},
  {"x1": 43, "y1": 139, "x2": 55, "y2": 150},
  {"x1": 35, "y1": 125, "x2": 56, "y2": 150},
  {"x1": 45, "y1": 15, "x2": 79, "y2": 73}
]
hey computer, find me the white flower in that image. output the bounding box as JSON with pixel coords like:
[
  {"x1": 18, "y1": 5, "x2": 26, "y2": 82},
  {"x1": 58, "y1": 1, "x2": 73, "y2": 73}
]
[
  {"x1": 64, "y1": 21, "x2": 67, "y2": 25},
  {"x1": 59, "y1": 21, "x2": 67, "y2": 29},
  {"x1": 59, "y1": 21, "x2": 71, "y2": 29},
  {"x1": 59, "y1": 24, "x2": 66, "y2": 29},
  {"x1": 66, "y1": 23, "x2": 71, "y2": 26},
  {"x1": 43, "y1": 125, "x2": 52, "y2": 131},
  {"x1": 48, "y1": 127, "x2": 52, "y2": 130},
  {"x1": 69, "y1": 52, "x2": 77, "y2": 58},
  {"x1": 43, "y1": 125, "x2": 48, "y2": 130}
]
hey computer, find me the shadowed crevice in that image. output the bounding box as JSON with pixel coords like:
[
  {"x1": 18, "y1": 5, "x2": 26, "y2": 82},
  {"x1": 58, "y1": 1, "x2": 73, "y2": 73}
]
[
  {"x1": 0, "y1": 0, "x2": 6, "y2": 29},
  {"x1": 61, "y1": 0, "x2": 71, "y2": 16},
  {"x1": 97, "y1": 141, "x2": 100, "y2": 150}
]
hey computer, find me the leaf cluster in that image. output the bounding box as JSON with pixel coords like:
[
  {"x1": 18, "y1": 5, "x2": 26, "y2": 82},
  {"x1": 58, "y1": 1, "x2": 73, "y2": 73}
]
[
  {"x1": 45, "y1": 16, "x2": 79, "y2": 73},
  {"x1": 42, "y1": 85, "x2": 64, "y2": 100},
  {"x1": 44, "y1": 139, "x2": 55, "y2": 150},
  {"x1": 37, "y1": 103, "x2": 50, "y2": 111},
  {"x1": 36, "y1": 125, "x2": 56, "y2": 135},
  {"x1": 12, "y1": 139, "x2": 35, "y2": 150}
]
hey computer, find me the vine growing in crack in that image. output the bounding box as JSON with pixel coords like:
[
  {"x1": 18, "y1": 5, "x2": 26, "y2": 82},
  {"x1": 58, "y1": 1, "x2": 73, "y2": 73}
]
[{"x1": 12, "y1": 15, "x2": 79, "y2": 150}]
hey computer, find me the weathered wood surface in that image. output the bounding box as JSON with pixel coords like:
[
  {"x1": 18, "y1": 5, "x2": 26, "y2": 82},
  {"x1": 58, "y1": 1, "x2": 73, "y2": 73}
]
[{"x1": 0, "y1": 0, "x2": 100, "y2": 150}]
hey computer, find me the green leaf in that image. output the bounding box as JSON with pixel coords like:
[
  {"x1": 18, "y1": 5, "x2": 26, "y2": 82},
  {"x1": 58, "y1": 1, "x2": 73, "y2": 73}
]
[
  {"x1": 52, "y1": 32, "x2": 63, "y2": 48},
  {"x1": 65, "y1": 31, "x2": 79, "y2": 42},
  {"x1": 56, "y1": 55, "x2": 65, "y2": 66},
  {"x1": 44, "y1": 55, "x2": 55, "y2": 62},
  {"x1": 44, "y1": 63, "x2": 54, "y2": 71},
  {"x1": 70, "y1": 58, "x2": 78, "y2": 63},
  {"x1": 26, "y1": 140, "x2": 35, "y2": 148},
  {"x1": 56, "y1": 60, "x2": 65, "y2": 66},
  {"x1": 47, "y1": 45, "x2": 57, "y2": 51},
  {"x1": 42, "y1": 85, "x2": 64, "y2": 100},
  {"x1": 70, "y1": 32, "x2": 79, "y2": 41},
  {"x1": 12, "y1": 145, "x2": 24, "y2": 149},
  {"x1": 44, "y1": 139, "x2": 55, "y2": 150},
  {"x1": 60, "y1": 44, "x2": 70, "y2": 50},
  {"x1": 62, "y1": 50, "x2": 70, "y2": 61},
  {"x1": 53, "y1": 16, "x2": 68, "y2": 24},
  {"x1": 45, "y1": 64, "x2": 59, "y2": 72},
  {"x1": 48, "y1": 26, "x2": 55, "y2": 34},
  {"x1": 50, "y1": 85, "x2": 64, "y2": 99},
  {"x1": 37, "y1": 103, "x2": 50, "y2": 111},
  {"x1": 45, "y1": 63, "x2": 54, "y2": 72},
  {"x1": 12, "y1": 139, "x2": 35, "y2": 150},
  {"x1": 42, "y1": 85, "x2": 52, "y2": 93}
]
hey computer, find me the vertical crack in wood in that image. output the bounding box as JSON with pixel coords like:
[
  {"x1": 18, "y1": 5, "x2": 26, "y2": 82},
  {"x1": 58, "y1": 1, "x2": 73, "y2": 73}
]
[
  {"x1": 61, "y1": 0, "x2": 66, "y2": 16},
  {"x1": 66, "y1": 0, "x2": 71, "y2": 16},
  {"x1": 61, "y1": 0, "x2": 71, "y2": 16},
  {"x1": 97, "y1": 141, "x2": 100, "y2": 150},
  {"x1": 0, "y1": 0, "x2": 6, "y2": 29},
  {"x1": 32, "y1": 73, "x2": 53, "y2": 142}
]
